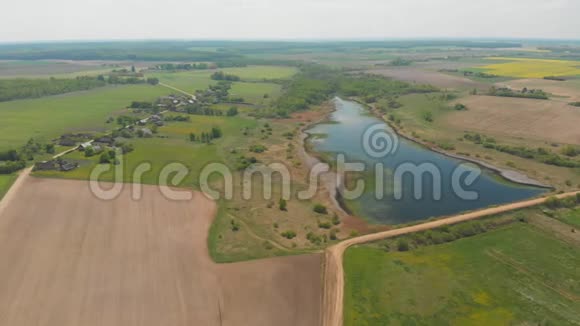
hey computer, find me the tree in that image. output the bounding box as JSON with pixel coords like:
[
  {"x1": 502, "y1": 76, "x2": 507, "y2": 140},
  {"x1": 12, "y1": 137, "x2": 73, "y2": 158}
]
[
  {"x1": 279, "y1": 198, "x2": 287, "y2": 211},
  {"x1": 227, "y1": 106, "x2": 239, "y2": 116},
  {"x1": 211, "y1": 127, "x2": 222, "y2": 139},
  {"x1": 189, "y1": 133, "x2": 197, "y2": 142},
  {"x1": 131, "y1": 65, "x2": 136, "y2": 73},
  {"x1": 84, "y1": 147, "x2": 95, "y2": 157},
  {"x1": 45, "y1": 144, "x2": 55, "y2": 154},
  {"x1": 146, "y1": 77, "x2": 159, "y2": 85},
  {"x1": 99, "y1": 152, "x2": 111, "y2": 164}
]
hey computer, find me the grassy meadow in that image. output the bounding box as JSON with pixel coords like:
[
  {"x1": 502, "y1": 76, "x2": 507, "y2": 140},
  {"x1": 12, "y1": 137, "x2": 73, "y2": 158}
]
[
  {"x1": 219, "y1": 65, "x2": 297, "y2": 80},
  {"x1": 0, "y1": 84, "x2": 172, "y2": 150},
  {"x1": 0, "y1": 174, "x2": 17, "y2": 200},
  {"x1": 344, "y1": 222, "x2": 580, "y2": 326},
  {"x1": 34, "y1": 114, "x2": 259, "y2": 186},
  {"x1": 557, "y1": 207, "x2": 580, "y2": 228},
  {"x1": 148, "y1": 70, "x2": 215, "y2": 94}
]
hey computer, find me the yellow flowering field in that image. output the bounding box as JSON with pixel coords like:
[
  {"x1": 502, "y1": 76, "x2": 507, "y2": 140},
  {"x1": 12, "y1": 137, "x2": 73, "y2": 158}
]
[{"x1": 480, "y1": 57, "x2": 580, "y2": 78}]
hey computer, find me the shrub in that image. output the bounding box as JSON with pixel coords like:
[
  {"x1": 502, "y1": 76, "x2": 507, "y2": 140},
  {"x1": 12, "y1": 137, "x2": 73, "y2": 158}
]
[
  {"x1": 545, "y1": 196, "x2": 561, "y2": 209},
  {"x1": 397, "y1": 239, "x2": 410, "y2": 252},
  {"x1": 279, "y1": 198, "x2": 287, "y2": 211},
  {"x1": 313, "y1": 204, "x2": 328, "y2": 214},
  {"x1": 281, "y1": 230, "x2": 296, "y2": 239},
  {"x1": 230, "y1": 219, "x2": 240, "y2": 232},
  {"x1": 306, "y1": 232, "x2": 324, "y2": 245},
  {"x1": 262, "y1": 241, "x2": 273, "y2": 250},
  {"x1": 332, "y1": 214, "x2": 341, "y2": 225},
  {"x1": 318, "y1": 221, "x2": 332, "y2": 229},
  {"x1": 249, "y1": 144, "x2": 267, "y2": 153},
  {"x1": 329, "y1": 229, "x2": 338, "y2": 241},
  {"x1": 454, "y1": 103, "x2": 467, "y2": 111}
]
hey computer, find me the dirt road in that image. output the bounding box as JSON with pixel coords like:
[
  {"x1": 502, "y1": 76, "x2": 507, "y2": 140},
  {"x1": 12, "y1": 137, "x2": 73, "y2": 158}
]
[
  {"x1": 0, "y1": 177, "x2": 322, "y2": 326},
  {"x1": 0, "y1": 167, "x2": 31, "y2": 216},
  {"x1": 321, "y1": 191, "x2": 580, "y2": 326},
  {"x1": 158, "y1": 82, "x2": 195, "y2": 97}
]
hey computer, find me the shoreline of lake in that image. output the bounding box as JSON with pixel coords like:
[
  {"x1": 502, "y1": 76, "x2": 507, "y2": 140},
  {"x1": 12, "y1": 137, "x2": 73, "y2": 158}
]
[
  {"x1": 303, "y1": 97, "x2": 547, "y2": 225},
  {"x1": 351, "y1": 97, "x2": 553, "y2": 190}
]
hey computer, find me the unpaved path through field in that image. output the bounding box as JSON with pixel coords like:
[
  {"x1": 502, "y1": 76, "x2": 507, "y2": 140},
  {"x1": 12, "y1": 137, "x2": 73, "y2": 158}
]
[
  {"x1": 321, "y1": 191, "x2": 580, "y2": 326},
  {"x1": 0, "y1": 167, "x2": 31, "y2": 216},
  {"x1": 158, "y1": 82, "x2": 196, "y2": 97}
]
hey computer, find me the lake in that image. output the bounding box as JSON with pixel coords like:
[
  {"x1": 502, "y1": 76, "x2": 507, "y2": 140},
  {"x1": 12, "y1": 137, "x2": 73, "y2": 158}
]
[{"x1": 306, "y1": 98, "x2": 545, "y2": 224}]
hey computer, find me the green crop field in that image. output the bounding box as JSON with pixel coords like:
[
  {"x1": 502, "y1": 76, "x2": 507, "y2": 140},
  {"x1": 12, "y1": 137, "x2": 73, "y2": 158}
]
[
  {"x1": 229, "y1": 82, "x2": 282, "y2": 104},
  {"x1": 0, "y1": 60, "x2": 114, "y2": 79},
  {"x1": 344, "y1": 223, "x2": 580, "y2": 326},
  {"x1": 147, "y1": 67, "x2": 282, "y2": 104},
  {"x1": 148, "y1": 70, "x2": 215, "y2": 94},
  {"x1": 219, "y1": 65, "x2": 297, "y2": 80},
  {"x1": 0, "y1": 84, "x2": 172, "y2": 151},
  {"x1": 35, "y1": 114, "x2": 259, "y2": 186},
  {"x1": 0, "y1": 174, "x2": 17, "y2": 200}
]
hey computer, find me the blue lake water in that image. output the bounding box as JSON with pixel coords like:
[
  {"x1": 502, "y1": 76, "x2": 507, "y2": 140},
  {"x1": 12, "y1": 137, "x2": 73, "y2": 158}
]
[{"x1": 306, "y1": 98, "x2": 545, "y2": 224}]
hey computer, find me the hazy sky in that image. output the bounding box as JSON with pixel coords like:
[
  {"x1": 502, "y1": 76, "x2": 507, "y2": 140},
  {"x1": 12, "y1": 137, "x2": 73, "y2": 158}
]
[{"x1": 1, "y1": 0, "x2": 579, "y2": 42}]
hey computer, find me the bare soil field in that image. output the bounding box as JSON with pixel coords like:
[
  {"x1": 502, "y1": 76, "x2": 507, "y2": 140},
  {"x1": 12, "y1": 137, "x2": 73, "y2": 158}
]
[
  {"x1": 0, "y1": 177, "x2": 322, "y2": 326},
  {"x1": 367, "y1": 67, "x2": 485, "y2": 89},
  {"x1": 445, "y1": 95, "x2": 580, "y2": 144}
]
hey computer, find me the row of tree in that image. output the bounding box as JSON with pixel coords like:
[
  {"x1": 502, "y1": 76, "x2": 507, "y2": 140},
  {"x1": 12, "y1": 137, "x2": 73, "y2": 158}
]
[
  {"x1": 211, "y1": 71, "x2": 241, "y2": 81},
  {"x1": 188, "y1": 127, "x2": 223, "y2": 143},
  {"x1": 0, "y1": 77, "x2": 106, "y2": 102},
  {"x1": 154, "y1": 63, "x2": 211, "y2": 70}
]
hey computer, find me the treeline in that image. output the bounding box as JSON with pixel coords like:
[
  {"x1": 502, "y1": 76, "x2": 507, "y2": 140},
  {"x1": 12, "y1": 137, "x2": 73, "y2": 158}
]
[
  {"x1": 211, "y1": 71, "x2": 241, "y2": 81},
  {"x1": 184, "y1": 104, "x2": 224, "y2": 116},
  {"x1": 0, "y1": 75, "x2": 159, "y2": 102},
  {"x1": 0, "y1": 77, "x2": 106, "y2": 102},
  {"x1": 271, "y1": 66, "x2": 337, "y2": 117},
  {"x1": 106, "y1": 75, "x2": 159, "y2": 85},
  {"x1": 464, "y1": 132, "x2": 580, "y2": 168},
  {"x1": 381, "y1": 216, "x2": 528, "y2": 252},
  {"x1": 155, "y1": 63, "x2": 211, "y2": 70},
  {"x1": 488, "y1": 86, "x2": 549, "y2": 100},
  {"x1": 0, "y1": 149, "x2": 24, "y2": 174},
  {"x1": 188, "y1": 127, "x2": 223, "y2": 143},
  {"x1": 269, "y1": 66, "x2": 438, "y2": 118},
  {"x1": 0, "y1": 42, "x2": 244, "y2": 61}
]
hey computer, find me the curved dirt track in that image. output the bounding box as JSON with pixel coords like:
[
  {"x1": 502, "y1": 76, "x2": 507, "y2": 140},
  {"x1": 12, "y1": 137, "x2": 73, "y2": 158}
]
[
  {"x1": 0, "y1": 176, "x2": 322, "y2": 326},
  {"x1": 321, "y1": 191, "x2": 580, "y2": 326}
]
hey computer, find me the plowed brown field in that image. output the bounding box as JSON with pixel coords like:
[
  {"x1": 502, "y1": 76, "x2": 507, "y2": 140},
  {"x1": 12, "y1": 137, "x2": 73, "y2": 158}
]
[{"x1": 0, "y1": 177, "x2": 321, "y2": 326}]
